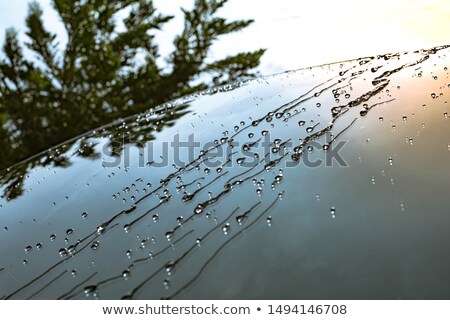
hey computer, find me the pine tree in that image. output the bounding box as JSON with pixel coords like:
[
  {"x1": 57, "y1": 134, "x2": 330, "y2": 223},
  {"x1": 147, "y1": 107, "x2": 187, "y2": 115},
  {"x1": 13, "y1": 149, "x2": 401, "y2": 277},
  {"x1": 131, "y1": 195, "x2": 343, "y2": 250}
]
[{"x1": 0, "y1": 0, "x2": 265, "y2": 170}]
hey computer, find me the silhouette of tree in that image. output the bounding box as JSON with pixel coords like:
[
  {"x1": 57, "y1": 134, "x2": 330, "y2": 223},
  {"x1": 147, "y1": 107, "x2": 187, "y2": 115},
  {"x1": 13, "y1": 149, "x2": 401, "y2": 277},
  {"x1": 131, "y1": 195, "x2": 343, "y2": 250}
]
[{"x1": 0, "y1": 0, "x2": 265, "y2": 170}]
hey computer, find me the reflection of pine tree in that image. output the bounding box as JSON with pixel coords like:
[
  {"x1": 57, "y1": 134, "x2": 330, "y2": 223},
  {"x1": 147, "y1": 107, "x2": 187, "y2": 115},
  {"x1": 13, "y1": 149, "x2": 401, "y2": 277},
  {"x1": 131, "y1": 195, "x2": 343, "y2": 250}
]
[{"x1": 0, "y1": 0, "x2": 265, "y2": 169}]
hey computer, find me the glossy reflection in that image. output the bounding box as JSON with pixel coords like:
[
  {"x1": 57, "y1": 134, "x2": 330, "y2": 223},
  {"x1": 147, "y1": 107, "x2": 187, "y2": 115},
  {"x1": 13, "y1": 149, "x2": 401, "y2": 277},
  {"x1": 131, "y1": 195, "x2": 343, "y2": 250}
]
[{"x1": 1, "y1": 45, "x2": 450, "y2": 299}]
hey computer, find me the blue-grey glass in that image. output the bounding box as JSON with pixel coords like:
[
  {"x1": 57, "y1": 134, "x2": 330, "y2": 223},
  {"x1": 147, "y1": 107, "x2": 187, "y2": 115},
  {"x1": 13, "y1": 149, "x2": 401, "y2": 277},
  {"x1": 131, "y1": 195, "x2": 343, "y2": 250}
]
[{"x1": 1, "y1": 46, "x2": 449, "y2": 299}]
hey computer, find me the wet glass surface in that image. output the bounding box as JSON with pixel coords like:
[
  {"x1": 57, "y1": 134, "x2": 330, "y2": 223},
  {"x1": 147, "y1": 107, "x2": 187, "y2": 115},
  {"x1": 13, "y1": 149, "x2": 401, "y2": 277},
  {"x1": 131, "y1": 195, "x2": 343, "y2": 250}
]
[{"x1": 0, "y1": 45, "x2": 449, "y2": 299}]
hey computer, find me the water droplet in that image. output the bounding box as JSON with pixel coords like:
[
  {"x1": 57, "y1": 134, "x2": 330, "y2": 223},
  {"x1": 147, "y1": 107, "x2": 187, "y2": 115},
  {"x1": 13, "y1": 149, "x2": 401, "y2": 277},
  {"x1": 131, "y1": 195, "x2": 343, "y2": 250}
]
[
  {"x1": 298, "y1": 120, "x2": 305, "y2": 126},
  {"x1": 81, "y1": 212, "x2": 88, "y2": 219},
  {"x1": 36, "y1": 243, "x2": 42, "y2": 250},
  {"x1": 159, "y1": 195, "x2": 170, "y2": 203},
  {"x1": 126, "y1": 249, "x2": 132, "y2": 258},
  {"x1": 71, "y1": 270, "x2": 77, "y2": 277},
  {"x1": 261, "y1": 130, "x2": 268, "y2": 136},
  {"x1": 316, "y1": 103, "x2": 321, "y2": 107},
  {"x1": 84, "y1": 285, "x2": 97, "y2": 296},
  {"x1": 331, "y1": 106, "x2": 341, "y2": 115},
  {"x1": 59, "y1": 248, "x2": 68, "y2": 258},
  {"x1": 91, "y1": 241, "x2": 99, "y2": 250},
  {"x1": 266, "y1": 216, "x2": 272, "y2": 226},
  {"x1": 330, "y1": 206, "x2": 336, "y2": 218},
  {"x1": 236, "y1": 214, "x2": 247, "y2": 224},
  {"x1": 23, "y1": 260, "x2": 28, "y2": 266},
  {"x1": 402, "y1": 115, "x2": 407, "y2": 122},
  {"x1": 122, "y1": 269, "x2": 131, "y2": 279},
  {"x1": 256, "y1": 188, "x2": 262, "y2": 195},
  {"x1": 50, "y1": 234, "x2": 56, "y2": 241},
  {"x1": 66, "y1": 228, "x2": 74, "y2": 236},
  {"x1": 24, "y1": 246, "x2": 32, "y2": 253},
  {"x1": 163, "y1": 279, "x2": 171, "y2": 289},
  {"x1": 140, "y1": 239, "x2": 148, "y2": 249},
  {"x1": 176, "y1": 216, "x2": 184, "y2": 225},
  {"x1": 152, "y1": 214, "x2": 159, "y2": 223},
  {"x1": 97, "y1": 224, "x2": 106, "y2": 234},
  {"x1": 195, "y1": 205, "x2": 204, "y2": 214},
  {"x1": 379, "y1": 117, "x2": 384, "y2": 123},
  {"x1": 388, "y1": 157, "x2": 393, "y2": 165},
  {"x1": 222, "y1": 223, "x2": 231, "y2": 235},
  {"x1": 236, "y1": 157, "x2": 245, "y2": 165},
  {"x1": 306, "y1": 127, "x2": 314, "y2": 133},
  {"x1": 68, "y1": 245, "x2": 77, "y2": 254},
  {"x1": 165, "y1": 230, "x2": 174, "y2": 241},
  {"x1": 165, "y1": 261, "x2": 175, "y2": 275}
]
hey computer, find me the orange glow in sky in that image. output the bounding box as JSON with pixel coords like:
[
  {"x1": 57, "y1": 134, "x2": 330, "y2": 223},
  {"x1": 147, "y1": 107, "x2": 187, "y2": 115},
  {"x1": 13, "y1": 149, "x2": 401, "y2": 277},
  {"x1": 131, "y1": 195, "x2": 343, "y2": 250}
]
[{"x1": 208, "y1": 0, "x2": 450, "y2": 74}]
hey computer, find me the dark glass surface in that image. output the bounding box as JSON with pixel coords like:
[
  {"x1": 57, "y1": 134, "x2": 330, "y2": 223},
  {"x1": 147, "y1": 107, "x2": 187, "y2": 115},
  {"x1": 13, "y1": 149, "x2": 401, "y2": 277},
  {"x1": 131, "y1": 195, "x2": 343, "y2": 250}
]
[{"x1": 1, "y1": 46, "x2": 449, "y2": 299}]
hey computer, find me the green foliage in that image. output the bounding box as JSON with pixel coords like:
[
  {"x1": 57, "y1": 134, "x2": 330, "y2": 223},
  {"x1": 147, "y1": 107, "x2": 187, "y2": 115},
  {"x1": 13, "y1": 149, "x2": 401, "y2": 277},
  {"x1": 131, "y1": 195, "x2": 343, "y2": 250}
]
[{"x1": 0, "y1": 0, "x2": 265, "y2": 170}]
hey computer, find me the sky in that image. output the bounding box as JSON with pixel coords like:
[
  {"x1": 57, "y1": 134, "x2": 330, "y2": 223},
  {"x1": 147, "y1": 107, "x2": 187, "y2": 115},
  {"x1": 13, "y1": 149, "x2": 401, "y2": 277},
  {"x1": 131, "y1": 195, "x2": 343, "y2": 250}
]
[{"x1": 0, "y1": 0, "x2": 449, "y2": 75}]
